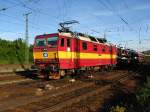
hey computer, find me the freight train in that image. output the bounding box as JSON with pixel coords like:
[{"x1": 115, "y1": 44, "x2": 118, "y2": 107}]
[{"x1": 33, "y1": 21, "x2": 144, "y2": 79}]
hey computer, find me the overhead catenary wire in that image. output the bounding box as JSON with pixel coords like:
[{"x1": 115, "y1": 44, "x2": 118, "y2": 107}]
[
  {"x1": 96, "y1": 0, "x2": 148, "y2": 47},
  {"x1": 24, "y1": 0, "x2": 41, "y2": 5},
  {"x1": 1, "y1": 1, "x2": 57, "y2": 27},
  {"x1": 0, "y1": 14, "x2": 53, "y2": 32},
  {"x1": 122, "y1": 0, "x2": 129, "y2": 9},
  {"x1": 62, "y1": 0, "x2": 68, "y2": 21},
  {"x1": 5, "y1": 0, "x2": 59, "y2": 25},
  {"x1": 1, "y1": 0, "x2": 150, "y2": 45},
  {"x1": 0, "y1": 5, "x2": 56, "y2": 32},
  {"x1": 96, "y1": 0, "x2": 132, "y2": 30},
  {"x1": 4, "y1": 0, "x2": 128, "y2": 35}
]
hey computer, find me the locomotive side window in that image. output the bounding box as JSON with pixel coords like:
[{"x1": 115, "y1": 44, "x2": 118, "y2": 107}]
[
  {"x1": 60, "y1": 38, "x2": 64, "y2": 47},
  {"x1": 93, "y1": 45, "x2": 97, "y2": 51},
  {"x1": 82, "y1": 42, "x2": 87, "y2": 50},
  {"x1": 36, "y1": 38, "x2": 46, "y2": 46},
  {"x1": 102, "y1": 47, "x2": 106, "y2": 53},
  {"x1": 67, "y1": 39, "x2": 70, "y2": 47}
]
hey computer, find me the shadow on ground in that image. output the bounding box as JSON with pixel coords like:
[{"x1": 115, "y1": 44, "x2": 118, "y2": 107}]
[
  {"x1": 15, "y1": 69, "x2": 39, "y2": 80},
  {"x1": 99, "y1": 63, "x2": 150, "y2": 112}
]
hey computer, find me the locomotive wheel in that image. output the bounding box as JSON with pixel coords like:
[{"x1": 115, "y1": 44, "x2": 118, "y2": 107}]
[
  {"x1": 98, "y1": 66, "x2": 102, "y2": 72},
  {"x1": 44, "y1": 73, "x2": 49, "y2": 80},
  {"x1": 109, "y1": 66, "x2": 113, "y2": 71},
  {"x1": 105, "y1": 66, "x2": 108, "y2": 71},
  {"x1": 52, "y1": 73, "x2": 61, "y2": 79},
  {"x1": 59, "y1": 70, "x2": 65, "y2": 77},
  {"x1": 74, "y1": 69, "x2": 80, "y2": 75},
  {"x1": 107, "y1": 66, "x2": 111, "y2": 72},
  {"x1": 47, "y1": 73, "x2": 61, "y2": 80}
]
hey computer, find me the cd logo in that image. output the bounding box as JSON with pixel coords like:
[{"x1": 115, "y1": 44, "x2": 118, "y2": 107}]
[{"x1": 43, "y1": 52, "x2": 48, "y2": 58}]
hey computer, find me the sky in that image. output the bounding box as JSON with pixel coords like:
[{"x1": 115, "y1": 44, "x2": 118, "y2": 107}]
[{"x1": 0, "y1": 0, "x2": 150, "y2": 51}]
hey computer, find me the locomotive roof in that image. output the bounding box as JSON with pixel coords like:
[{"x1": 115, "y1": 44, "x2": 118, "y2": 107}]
[
  {"x1": 35, "y1": 32, "x2": 114, "y2": 46},
  {"x1": 59, "y1": 32, "x2": 110, "y2": 45},
  {"x1": 35, "y1": 33, "x2": 58, "y2": 38}
]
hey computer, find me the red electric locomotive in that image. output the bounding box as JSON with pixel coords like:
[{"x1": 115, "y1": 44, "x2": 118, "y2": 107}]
[{"x1": 33, "y1": 22, "x2": 117, "y2": 79}]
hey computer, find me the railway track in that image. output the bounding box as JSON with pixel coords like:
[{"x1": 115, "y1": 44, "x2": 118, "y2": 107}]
[
  {"x1": 0, "y1": 78, "x2": 34, "y2": 86},
  {"x1": 2, "y1": 70, "x2": 133, "y2": 112},
  {"x1": 37, "y1": 73, "x2": 131, "y2": 112},
  {"x1": 0, "y1": 70, "x2": 38, "y2": 86},
  {"x1": 0, "y1": 72, "x2": 16, "y2": 77},
  {"x1": 0, "y1": 69, "x2": 127, "y2": 86},
  {"x1": 0, "y1": 81, "x2": 91, "y2": 112}
]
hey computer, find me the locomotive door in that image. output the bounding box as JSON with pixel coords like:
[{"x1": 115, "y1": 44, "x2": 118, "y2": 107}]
[
  {"x1": 74, "y1": 38, "x2": 80, "y2": 68},
  {"x1": 66, "y1": 38, "x2": 72, "y2": 67},
  {"x1": 71, "y1": 37, "x2": 79, "y2": 68},
  {"x1": 66, "y1": 37, "x2": 79, "y2": 68},
  {"x1": 110, "y1": 45, "x2": 113, "y2": 65}
]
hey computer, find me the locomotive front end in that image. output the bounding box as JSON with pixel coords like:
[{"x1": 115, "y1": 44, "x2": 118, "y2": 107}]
[{"x1": 33, "y1": 34, "x2": 60, "y2": 79}]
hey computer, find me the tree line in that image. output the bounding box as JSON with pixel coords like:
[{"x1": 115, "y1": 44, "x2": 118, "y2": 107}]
[{"x1": 0, "y1": 38, "x2": 33, "y2": 64}]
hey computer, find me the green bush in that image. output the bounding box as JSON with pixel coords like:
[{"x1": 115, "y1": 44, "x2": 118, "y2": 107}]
[
  {"x1": 110, "y1": 105, "x2": 127, "y2": 112},
  {"x1": 0, "y1": 38, "x2": 33, "y2": 64},
  {"x1": 136, "y1": 77, "x2": 150, "y2": 111}
]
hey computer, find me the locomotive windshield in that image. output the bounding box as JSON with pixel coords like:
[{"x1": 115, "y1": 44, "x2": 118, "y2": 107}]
[
  {"x1": 36, "y1": 38, "x2": 46, "y2": 46},
  {"x1": 35, "y1": 36, "x2": 58, "y2": 47},
  {"x1": 47, "y1": 37, "x2": 58, "y2": 47}
]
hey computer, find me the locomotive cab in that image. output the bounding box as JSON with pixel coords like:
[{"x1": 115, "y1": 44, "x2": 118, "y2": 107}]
[{"x1": 33, "y1": 33, "x2": 60, "y2": 79}]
